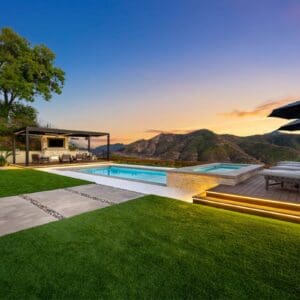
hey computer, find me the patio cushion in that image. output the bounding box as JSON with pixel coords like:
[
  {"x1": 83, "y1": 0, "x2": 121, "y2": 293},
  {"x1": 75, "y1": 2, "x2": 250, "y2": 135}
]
[
  {"x1": 260, "y1": 169, "x2": 300, "y2": 179},
  {"x1": 49, "y1": 155, "x2": 59, "y2": 162},
  {"x1": 278, "y1": 161, "x2": 300, "y2": 166},
  {"x1": 272, "y1": 166, "x2": 300, "y2": 171}
]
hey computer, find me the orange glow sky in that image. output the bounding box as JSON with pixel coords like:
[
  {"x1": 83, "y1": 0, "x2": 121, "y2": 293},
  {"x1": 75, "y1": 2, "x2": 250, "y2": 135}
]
[{"x1": 3, "y1": 1, "x2": 300, "y2": 145}]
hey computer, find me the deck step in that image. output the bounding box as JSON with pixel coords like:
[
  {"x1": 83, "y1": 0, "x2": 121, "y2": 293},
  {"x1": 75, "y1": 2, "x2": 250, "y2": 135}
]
[
  {"x1": 205, "y1": 191, "x2": 300, "y2": 212},
  {"x1": 202, "y1": 196, "x2": 300, "y2": 216},
  {"x1": 193, "y1": 195, "x2": 300, "y2": 224}
]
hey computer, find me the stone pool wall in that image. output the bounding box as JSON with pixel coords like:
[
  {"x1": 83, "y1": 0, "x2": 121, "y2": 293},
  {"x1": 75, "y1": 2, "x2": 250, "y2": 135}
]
[
  {"x1": 167, "y1": 172, "x2": 222, "y2": 195},
  {"x1": 167, "y1": 166, "x2": 263, "y2": 195}
]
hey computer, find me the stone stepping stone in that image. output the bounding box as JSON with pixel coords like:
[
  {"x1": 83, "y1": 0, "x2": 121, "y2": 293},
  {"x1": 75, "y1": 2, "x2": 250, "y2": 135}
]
[
  {"x1": 0, "y1": 196, "x2": 56, "y2": 237},
  {"x1": 68, "y1": 184, "x2": 144, "y2": 204},
  {"x1": 25, "y1": 189, "x2": 108, "y2": 218}
]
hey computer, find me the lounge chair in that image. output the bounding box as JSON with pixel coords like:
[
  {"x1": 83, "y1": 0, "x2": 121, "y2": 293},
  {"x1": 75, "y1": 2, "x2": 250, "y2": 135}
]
[
  {"x1": 40, "y1": 156, "x2": 50, "y2": 164},
  {"x1": 271, "y1": 165, "x2": 300, "y2": 171},
  {"x1": 86, "y1": 153, "x2": 96, "y2": 161},
  {"x1": 272, "y1": 161, "x2": 300, "y2": 170},
  {"x1": 260, "y1": 169, "x2": 300, "y2": 192},
  {"x1": 277, "y1": 161, "x2": 300, "y2": 166},
  {"x1": 49, "y1": 155, "x2": 59, "y2": 163},
  {"x1": 60, "y1": 154, "x2": 72, "y2": 163},
  {"x1": 31, "y1": 154, "x2": 41, "y2": 164},
  {"x1": 74, "y1": 153, "x2": 83, "y2": 162},
  {"x1": 82, "y1": 153, "x2": 93, "y2": 161}
]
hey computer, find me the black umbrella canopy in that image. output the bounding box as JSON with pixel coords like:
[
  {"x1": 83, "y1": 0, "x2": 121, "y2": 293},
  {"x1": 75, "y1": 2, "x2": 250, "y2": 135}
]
[
  {"x1": 268, "y1": 100, "x2": 300, "y2": 119},
  {"x1": 278, "y1": 119, "x2": 300, "y2": 131}
]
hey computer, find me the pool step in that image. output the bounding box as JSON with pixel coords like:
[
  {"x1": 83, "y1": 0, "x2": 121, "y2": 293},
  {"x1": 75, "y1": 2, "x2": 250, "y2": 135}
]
[{"x1": 193, "y1": 192, "x2": 300, "y2": 223}]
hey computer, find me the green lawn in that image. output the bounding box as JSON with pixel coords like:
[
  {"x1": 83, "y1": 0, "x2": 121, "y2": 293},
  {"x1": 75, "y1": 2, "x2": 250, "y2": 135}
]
[
  {"x1": 0, "y1": 195, "x2": 299, "y2": 299},
  {"x1": 0, "y1": 169, "x2": 90, "y2": 197}
]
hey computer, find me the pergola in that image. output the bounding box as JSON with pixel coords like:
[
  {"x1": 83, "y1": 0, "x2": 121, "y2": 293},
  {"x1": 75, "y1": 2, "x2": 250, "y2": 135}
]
[{"x1": 12, "y1": 126, "x2": 110, "y2": 166}]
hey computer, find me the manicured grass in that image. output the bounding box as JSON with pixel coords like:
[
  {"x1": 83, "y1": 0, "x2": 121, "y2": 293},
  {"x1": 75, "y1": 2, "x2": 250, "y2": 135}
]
[
  {"x1": 0, "y1": 196, "x2": 299, "y2": 299},
  {"x1": 0, "y1": 169, "x2": 90, "y2": 197}
]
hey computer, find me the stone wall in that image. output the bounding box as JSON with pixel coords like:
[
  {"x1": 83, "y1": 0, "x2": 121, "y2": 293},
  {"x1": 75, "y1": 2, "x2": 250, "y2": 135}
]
[
  {"x1": 167, "y1": 172, "x2": 221, "y2": 195},
  {"x1": 167, "y1": 167, "x2": 263, "y2": 195},
  {"x1": 40, "y1": 135, "x2": 69, "y2": 151}
]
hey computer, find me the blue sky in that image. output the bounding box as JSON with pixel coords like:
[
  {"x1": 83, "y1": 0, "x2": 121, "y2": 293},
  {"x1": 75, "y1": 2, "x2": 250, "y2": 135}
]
[{"x1": 1, "y1": 0, "x2": 300, "y2": 143}]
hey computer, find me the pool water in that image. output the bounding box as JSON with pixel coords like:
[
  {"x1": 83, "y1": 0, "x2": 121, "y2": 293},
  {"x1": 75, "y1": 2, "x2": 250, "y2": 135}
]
[
  {"x1": 194, "y1": 163, "x2": 247, "y2": 174},
  {"x1": 80, "y1": 166, "x2": 167, "y2": 184}
]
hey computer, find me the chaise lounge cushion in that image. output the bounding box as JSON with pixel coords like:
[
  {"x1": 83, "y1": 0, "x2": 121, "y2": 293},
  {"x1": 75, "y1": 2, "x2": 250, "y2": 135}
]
[
  {"x1": 271, "y1": 166, "x2": 300, "y2": 171},
  {"x1": 49, "y1": 155, "x2": 59, "y2": 162},
  {"x1": 60, "y1": 154, "x2": 72, "y2": 162},
  {"x1": 75, "y1": 154, "x2": 83, "y2": 161},
  {"x1": 260, "y1": 169, "x2": 300, "y2": 179},
  {"x1": 277, "y1": 161, "x2": 300, "y2": 166}
]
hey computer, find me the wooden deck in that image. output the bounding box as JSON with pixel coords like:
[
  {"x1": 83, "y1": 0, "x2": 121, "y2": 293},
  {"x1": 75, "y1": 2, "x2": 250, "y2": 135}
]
[{"x1": 210, "y1": 175, "x2": 300, "y2": 203}]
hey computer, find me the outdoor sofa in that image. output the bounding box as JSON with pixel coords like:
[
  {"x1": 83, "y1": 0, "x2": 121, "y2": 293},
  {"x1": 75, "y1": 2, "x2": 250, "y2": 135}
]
[
  {"x1": 31, "y1": 153, "x2": 96, "y2": 164},
  {"x1": 72, "y1": 153, "x2": 95, "y2": 162},
  {"x1": 60, "y1": 154, "x2": 72, "y2": 163},
  {"x1": 31, "y1": 154, "x2": 50, "y2": 164}
]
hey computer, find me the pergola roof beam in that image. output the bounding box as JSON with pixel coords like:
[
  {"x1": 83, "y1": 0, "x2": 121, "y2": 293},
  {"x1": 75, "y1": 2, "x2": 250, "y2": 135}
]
[{"x1": 14, "y1": 127, "x2": 109, "y2": 137}]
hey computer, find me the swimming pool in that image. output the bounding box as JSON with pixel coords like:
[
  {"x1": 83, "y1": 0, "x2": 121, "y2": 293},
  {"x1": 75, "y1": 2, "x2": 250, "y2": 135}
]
[{"x1": 79, "y1": 166, "x2": 167, "y2": 185}]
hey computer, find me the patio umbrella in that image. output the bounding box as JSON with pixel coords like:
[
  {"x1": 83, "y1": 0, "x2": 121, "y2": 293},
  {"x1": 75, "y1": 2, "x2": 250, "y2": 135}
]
[
  {"x1": 278, "y1": 119, "x2": 300, "y2": 131},
  {"x1": 268, "y1": 100, "x2": 300, "y2": 119}
]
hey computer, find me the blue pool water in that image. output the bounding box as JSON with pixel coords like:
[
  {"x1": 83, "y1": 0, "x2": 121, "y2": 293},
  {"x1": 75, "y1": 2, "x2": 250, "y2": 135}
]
[
  {"x1": 80, "y1": 166, "x2": 167, "y2": 184},
  {"x1": 194, "y1": 163, "x2": 247, "y2": 174}
]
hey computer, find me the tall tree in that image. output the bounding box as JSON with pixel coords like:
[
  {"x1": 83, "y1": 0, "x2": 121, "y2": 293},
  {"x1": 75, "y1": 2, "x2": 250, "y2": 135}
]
[
  {"x1": 0, "y1": 102, "x2": 38, "y2": 133},
  {"x1": 0, "y1": 27, "x2": 65, "y2": 121}
]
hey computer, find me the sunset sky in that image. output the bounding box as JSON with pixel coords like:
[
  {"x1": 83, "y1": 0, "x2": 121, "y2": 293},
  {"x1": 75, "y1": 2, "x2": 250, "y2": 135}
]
[{"x1": 1, "y1": 0, "x2": 300, "y2": 144}]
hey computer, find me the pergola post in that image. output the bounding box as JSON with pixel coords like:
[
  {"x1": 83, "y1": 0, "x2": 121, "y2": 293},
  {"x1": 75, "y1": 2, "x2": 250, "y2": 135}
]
[
  {"x1": 25, "y1": 127, "x2": 30, "y2": 166},
  {"x1": 12, "y1": 134, "x2": 16, "y2": 164},
  {"x1": 106, "y1": 134, "x2": 110, "y2": 160},
  {"x1": 87, "y1": 136, "x2": 91, "y2": 152}
]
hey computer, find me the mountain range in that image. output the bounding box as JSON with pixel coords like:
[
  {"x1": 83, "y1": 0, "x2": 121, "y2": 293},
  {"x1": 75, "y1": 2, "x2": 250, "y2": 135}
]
[
  {"x1": 106, "y1": 129, "x2": 300, "y2": 164},
  {"x1": 92, "y1": 143, "x2": 124, "y2": 157}
]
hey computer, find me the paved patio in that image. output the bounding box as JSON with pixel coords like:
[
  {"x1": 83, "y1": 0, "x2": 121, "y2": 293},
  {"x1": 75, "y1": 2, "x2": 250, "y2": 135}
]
[{"x1": 0, "y1": 184, "x2": 143, "y2": 237}]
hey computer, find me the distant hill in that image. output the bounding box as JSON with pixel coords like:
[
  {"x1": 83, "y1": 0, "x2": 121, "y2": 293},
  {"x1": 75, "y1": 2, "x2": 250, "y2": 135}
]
[
  {"x1": 118, "y1": 129, "x2": 300, "y2": 164},
  {"x1": 92, "y1": 143, "x2": 124, "y2": 157}
]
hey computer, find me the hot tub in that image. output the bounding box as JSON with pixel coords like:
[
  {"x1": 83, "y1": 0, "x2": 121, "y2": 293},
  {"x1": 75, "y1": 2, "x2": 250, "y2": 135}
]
[{"x1": 167, "y1": 163, "x2": 264, "y2": 194}]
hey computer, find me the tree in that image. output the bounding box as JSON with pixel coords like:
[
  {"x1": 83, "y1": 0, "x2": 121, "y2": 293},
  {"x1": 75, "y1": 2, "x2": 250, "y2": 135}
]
[
  {"x1": 0, "y1": 27, "x2": 65, "y2": 121},
  {"x1": 0, "y1": 102, "x2": 38, "y2": 133},
  {"x1": 0, "y1": 102, "x2": 38, "y2": 152}
]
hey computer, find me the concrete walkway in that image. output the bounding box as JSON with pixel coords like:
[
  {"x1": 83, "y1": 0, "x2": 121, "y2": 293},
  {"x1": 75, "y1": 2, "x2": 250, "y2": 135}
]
[{"x1": 0, "y1": 184, "x2": 143, "y2": 237}]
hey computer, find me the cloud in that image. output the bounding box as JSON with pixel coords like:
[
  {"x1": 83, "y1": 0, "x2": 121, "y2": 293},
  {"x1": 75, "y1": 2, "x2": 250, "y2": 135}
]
[
  {"x1": 220, "y1": 97, "x2": 299, "y2": 118},
  {"x1": 145, "y1": 129, "x2": 193, "y2": 135}
]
